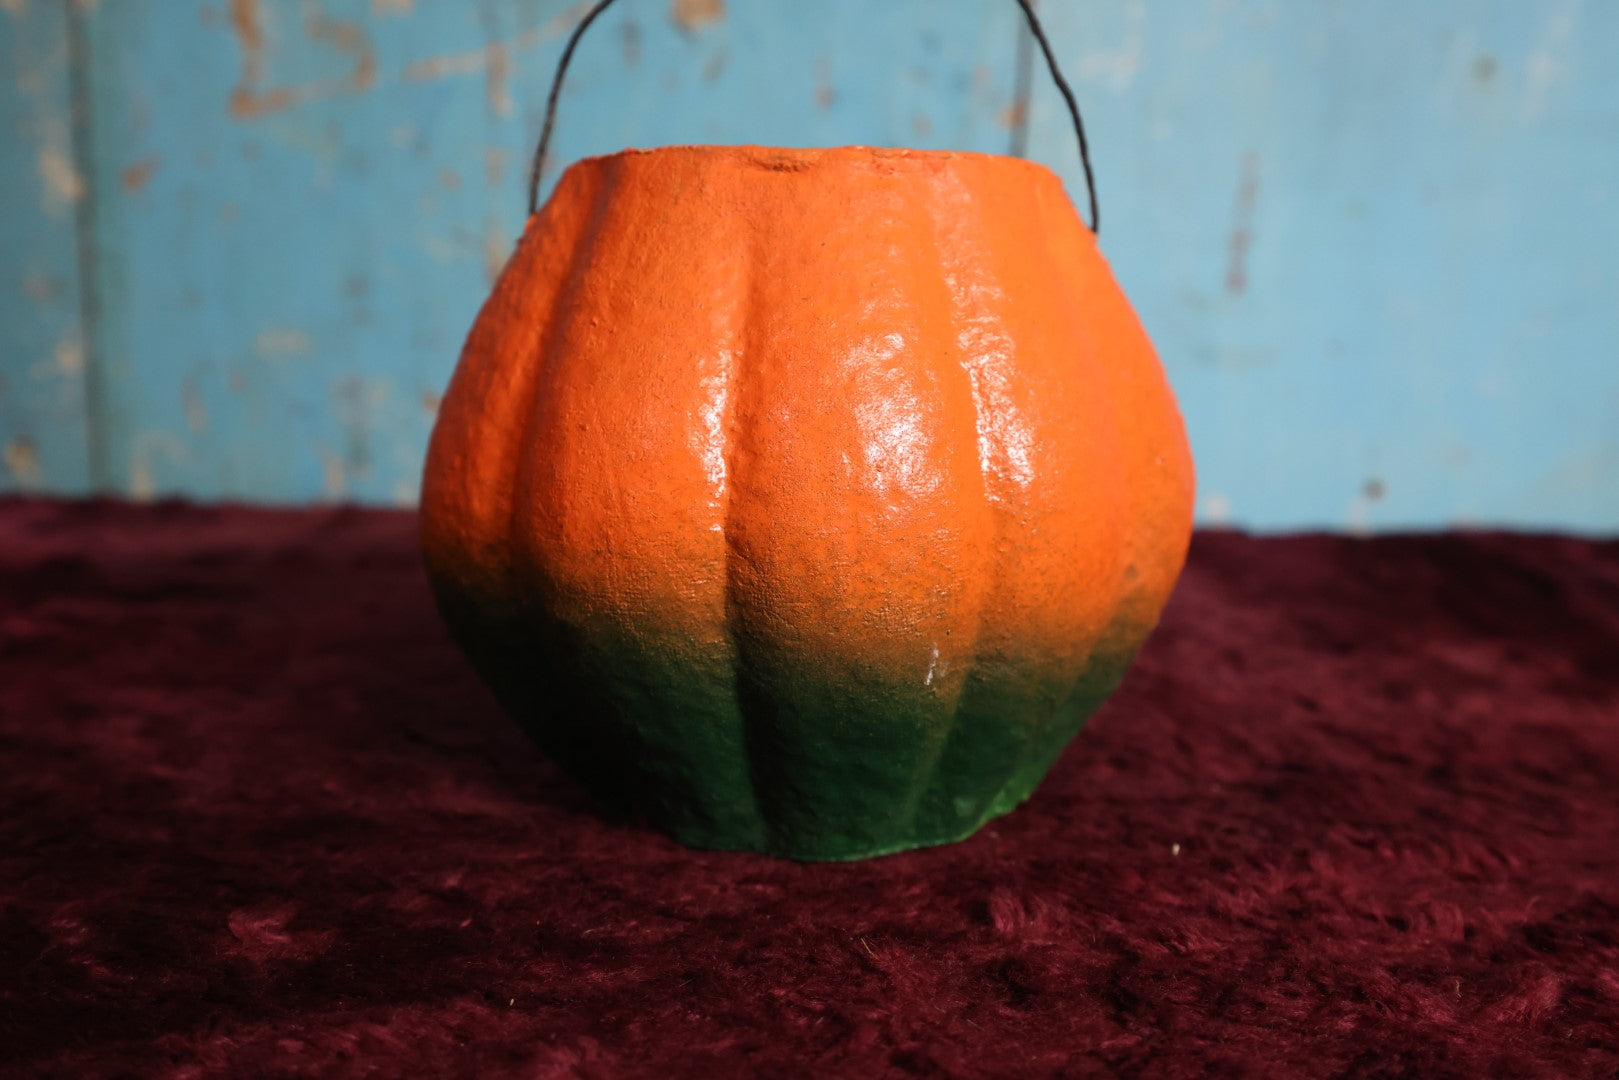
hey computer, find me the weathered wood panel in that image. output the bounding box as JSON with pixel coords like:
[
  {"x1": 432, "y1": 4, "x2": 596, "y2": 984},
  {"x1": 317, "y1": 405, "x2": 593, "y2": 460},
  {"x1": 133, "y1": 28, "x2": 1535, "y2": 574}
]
[
  {"x1": 2, "y1": 0, "x2": 1617, "y2": 531},
  {"x1": 1027, "y1": 0, "x2": 1619, "y2": 532}
]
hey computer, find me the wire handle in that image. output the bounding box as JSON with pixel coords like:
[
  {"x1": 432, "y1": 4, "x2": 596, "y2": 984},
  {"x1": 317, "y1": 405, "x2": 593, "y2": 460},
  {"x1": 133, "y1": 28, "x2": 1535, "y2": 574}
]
[{"x1": 526, "y1": 0, "x2": 1100, "y2": 233}]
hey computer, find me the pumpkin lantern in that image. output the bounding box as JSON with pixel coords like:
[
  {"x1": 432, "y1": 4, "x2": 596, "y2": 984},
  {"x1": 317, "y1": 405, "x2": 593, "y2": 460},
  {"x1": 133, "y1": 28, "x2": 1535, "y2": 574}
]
[{"x1": 420, "y1": 0, "x2": 1194, "y2": 860}]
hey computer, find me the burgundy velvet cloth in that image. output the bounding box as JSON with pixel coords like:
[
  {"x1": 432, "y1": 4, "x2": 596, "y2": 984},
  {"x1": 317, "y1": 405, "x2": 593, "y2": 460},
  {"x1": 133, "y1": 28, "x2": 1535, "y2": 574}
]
[{"x1": 2, "y1": 498, "x2": 1617, "y2": 1078}]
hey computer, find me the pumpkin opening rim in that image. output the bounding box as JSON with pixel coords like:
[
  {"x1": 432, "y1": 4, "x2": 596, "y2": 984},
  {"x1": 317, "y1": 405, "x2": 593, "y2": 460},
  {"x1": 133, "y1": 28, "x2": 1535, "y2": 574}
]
[{"x1": 549, "y1": 143, "x2": 1068, "y2": 180}]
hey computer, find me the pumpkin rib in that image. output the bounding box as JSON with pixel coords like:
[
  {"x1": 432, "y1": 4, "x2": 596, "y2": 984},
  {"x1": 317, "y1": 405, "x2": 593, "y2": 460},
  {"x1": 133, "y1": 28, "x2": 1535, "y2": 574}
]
[
  {"x1": 421, "y1": 163, "x2": 604, "y2": 603},
  {"x1": 511, "y1": 152, "x2": 770, "y2": 843},
  {"x1": 719, "y1": 151, "x2": 997, "y2": 856},
  {"x1": 717, "y1": 160, "x2": 767, "y2": 844},
  {"x1": 499, "y1": 157, "x2": 634, "y2": 795},
  {"x1": 908, "y1": 160, "x2": 1132, "y2": 835},
  {"x1": 1033, "y1": 176, "x2": 1194, "y2": 655},
  {"x1": 982, "y1": 172, "x2": 1194, "y2": 803},
  {"x1": 900, "y1": 164, "x2": 1014, "y2": 836},
  {"x1": 987, "y1": 203, "x2": 1135, "y2": 808},
  {"x1": 419, "y1": 163, "x2": 611, "y2": 753}
]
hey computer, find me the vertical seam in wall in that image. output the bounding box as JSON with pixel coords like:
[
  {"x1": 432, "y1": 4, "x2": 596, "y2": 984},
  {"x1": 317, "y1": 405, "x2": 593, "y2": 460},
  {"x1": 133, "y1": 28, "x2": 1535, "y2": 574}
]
[
  {"x1": 1008, "y1": 0, "x2": 1036, "y2": 158},
  {"x1": 64, "y1": 0, "x2": 108, "y2": 491}
]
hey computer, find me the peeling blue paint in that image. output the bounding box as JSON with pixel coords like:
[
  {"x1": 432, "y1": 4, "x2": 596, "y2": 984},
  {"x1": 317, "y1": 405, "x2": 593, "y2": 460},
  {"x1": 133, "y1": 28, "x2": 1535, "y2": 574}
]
[{"x1": 0, "y1": 0, "x2": 1615, "y2": 533}]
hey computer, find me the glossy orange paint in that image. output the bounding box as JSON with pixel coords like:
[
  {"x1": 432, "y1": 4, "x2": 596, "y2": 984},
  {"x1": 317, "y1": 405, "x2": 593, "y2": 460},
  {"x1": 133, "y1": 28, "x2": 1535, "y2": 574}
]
[{"x1": 420, "y1": 145, "x2": 1194, "y2": 859}]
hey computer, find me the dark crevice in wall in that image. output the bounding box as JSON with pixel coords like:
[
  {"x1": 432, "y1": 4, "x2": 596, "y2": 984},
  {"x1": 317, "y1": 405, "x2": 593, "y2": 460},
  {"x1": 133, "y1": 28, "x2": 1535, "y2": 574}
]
[{"x1": 65, "y1": 1, "x2": 109, "y2": 491}]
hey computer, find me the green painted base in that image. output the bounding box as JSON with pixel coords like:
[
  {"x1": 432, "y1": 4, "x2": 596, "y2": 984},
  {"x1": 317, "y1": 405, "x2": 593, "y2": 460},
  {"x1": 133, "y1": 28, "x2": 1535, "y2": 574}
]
[{"x1": 431, "y1": 581, "x2": 1145, "y2": 861}]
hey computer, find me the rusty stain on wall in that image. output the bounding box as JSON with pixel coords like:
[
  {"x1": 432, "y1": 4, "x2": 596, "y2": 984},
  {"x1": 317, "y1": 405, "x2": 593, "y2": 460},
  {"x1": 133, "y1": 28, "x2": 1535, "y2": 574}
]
[
  {"x1": 120, "y1": 156, "x2": 159, "y2": 192},
  {"x1": 1225, "y1": 151, "x2": 1261, "y2": 296},
  {"x1": 228, "y1": 0, "x2": 377, "y2": 119},
  {"x1": 2, "y1": 0, "x2": 29, "y2": 19},
  {"x1": 672, "y1": 0, "x2": 724, "y2": 33},
  {"x1": 253, "y1": 327, "x2": 312, "y2": 358}
]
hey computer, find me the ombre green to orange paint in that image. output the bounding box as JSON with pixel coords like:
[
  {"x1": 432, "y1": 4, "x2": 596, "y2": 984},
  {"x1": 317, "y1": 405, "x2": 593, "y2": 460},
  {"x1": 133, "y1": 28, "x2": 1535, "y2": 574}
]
[{"x1": 420, "y1": 146, "x2": 1194, "y2": 860}]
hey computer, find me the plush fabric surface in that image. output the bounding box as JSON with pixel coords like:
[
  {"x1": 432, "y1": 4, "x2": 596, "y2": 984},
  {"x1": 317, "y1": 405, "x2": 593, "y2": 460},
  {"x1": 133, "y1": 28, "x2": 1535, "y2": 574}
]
[{"x1": 1, "y1": 498, "x2": 1616, "y2": 1079}]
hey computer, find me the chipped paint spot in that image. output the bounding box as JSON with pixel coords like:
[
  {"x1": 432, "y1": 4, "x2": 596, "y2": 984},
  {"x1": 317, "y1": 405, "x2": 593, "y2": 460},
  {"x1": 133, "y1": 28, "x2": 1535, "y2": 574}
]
[
  {"x1": 484, "y1": 221, "x2": 509, "y2": 286},
  {"x1": 997, "y1": 102, "x2": 1026, "y2": 130},
  {"x1": 254, "y1": 327, "x2": 311, "y2": 358},
  {"x1": 672, "y1": 0, "x2": 723, "y2": 32},
  {"x1": 1201, "y1": 494, "x2": 1232, "y2": 525},
  {"x1": 121, "y1": 157, "x2": 160, "y2": 192},
  {"x1": 308, "y1": 13, "x2": 376, "y2": 91},
  {"x1": 333, "y1": 376, "x2": 388, "y2": 481},
  {"x1": 54, "y1": 336, "x2": 85, "y2": 376},
  {"x1": 1076, "y1": 0, "x2": 1145, "y2": 91},
  {"x1": 439, "y1": 167, "x2": 461, "y2": 192},
  {"x1": 620, "y1": 20, "x2": 641, "y2": 66},
  {"x1": 23, "y1": 274, "x2": 63, "y2": 304},
  {"x1": 420, "y1": 390, "x2": 442, "y2": 416},
  {"x1": 1472, "y1": 55, "x2": 1498, "y2": 82},
  {"x1": 322, "y1": 450, "x2": 346, "y2": 499},
  {"x1": 391, "y1": 480, "x2": 417, "y2": 507},
  {"x1": 813, "y1": 58, "x2": 835, "y2": 110},
  {"x1": 182, "y1": 377, "x2": 208, "y2": 432},
  {"x1": 1364, "y1": 478, "x2": 1386, "y2": 502},
  {"x1": 372, "y1": 0, "x2": 412, "y2": 14},
  {"x1": 1224, "y1": 151, "x2": 1260, "y2": 295},
  {"x1": 485, "y1": 40, "x2": 513, "y2": 117},
  {"x1": 127, "y1": 433, "x2": 187, "y2": 501},
  {"x1": 3, "y1": 437, "x2": 41, "y2": 488},
  {"x1": 38, "y1": 146, "x2": 85, "y2": 216},
  {"x1": 1523, "y1": 0, "x2": 1579, "y2": 120},
  {"x1": 484, "y1": 146, "x2": 507, "y2": 188},
  {"x1": 402, "y1": 13, "x2": 581, "y2": 85},
  {"x1": 1, "y1": 0, "x2": 28, "y2": 18},
  {"x1": 701, "y1": 47, "x2": 728, "y2": 82},
  {"x1": 1346, "y1": 496, "x2": 1374, "y2": 537}
]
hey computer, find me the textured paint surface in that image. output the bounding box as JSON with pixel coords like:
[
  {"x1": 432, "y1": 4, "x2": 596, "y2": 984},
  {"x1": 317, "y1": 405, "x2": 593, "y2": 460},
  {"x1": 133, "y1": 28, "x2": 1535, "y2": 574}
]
[
  {"x1": 0, "y1": 0, "x2": 1616, "y2": 530},
  {"x1": 420, "y1": 147, "x2": 1194, "y2": 859}
]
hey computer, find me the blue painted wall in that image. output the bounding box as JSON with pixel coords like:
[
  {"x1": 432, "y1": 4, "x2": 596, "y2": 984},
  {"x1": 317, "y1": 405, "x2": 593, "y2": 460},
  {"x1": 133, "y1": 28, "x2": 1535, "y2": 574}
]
[{"x1": 1, "y1": 0, "x2": 1616, "y2": 532}]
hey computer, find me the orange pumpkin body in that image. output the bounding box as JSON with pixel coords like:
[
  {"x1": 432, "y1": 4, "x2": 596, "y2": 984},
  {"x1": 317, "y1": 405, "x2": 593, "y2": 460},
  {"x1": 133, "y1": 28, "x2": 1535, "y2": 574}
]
[{"x1": 421, "y1": 145, "x2": 1193, "y2": 859}]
